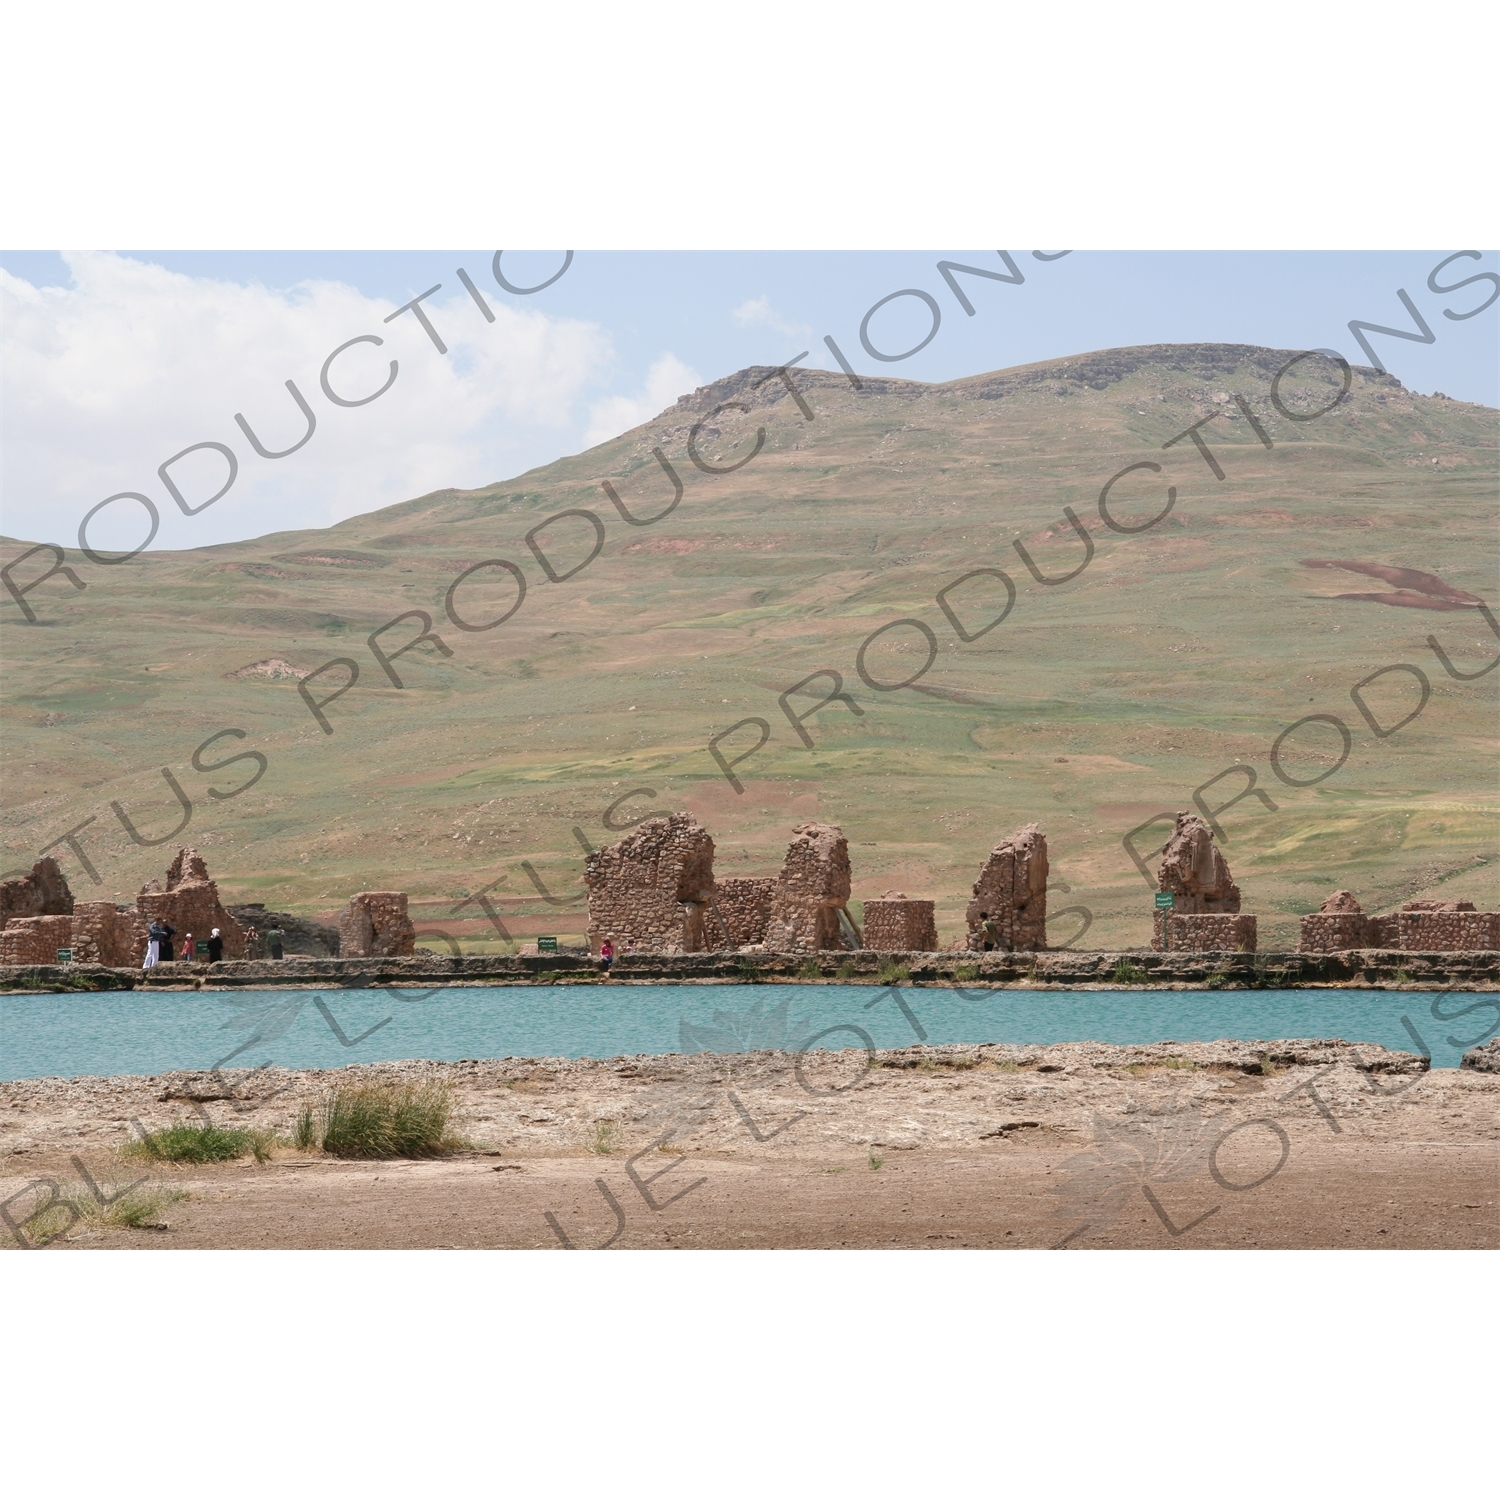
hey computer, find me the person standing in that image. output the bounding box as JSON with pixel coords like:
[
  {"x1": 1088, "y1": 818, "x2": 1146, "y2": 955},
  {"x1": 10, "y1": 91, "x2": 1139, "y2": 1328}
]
[
  {"x1": 181, "y1": 932, "x2": 194, "y2": 965},
  {"x1": 206, "y1": 928, "x2": 224, "y2": 963},
  {"x1": 157, "y1": 922, "x2": 176, "y2": 962},
  {"x1": 245, "y1": 925, "x2": 260, "y2": 959},
  {"x1": 143, "y1": 921, "x2": 164, "y2": 969},
  {"x1": 268, "y1": 925, "x2": 285, "y2": 960},
  {"x1": 979, "y1": 912, "x2": 999, "y2": 952}
]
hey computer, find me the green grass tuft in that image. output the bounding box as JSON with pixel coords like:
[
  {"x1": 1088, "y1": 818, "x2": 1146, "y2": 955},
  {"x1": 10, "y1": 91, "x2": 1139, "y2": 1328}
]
[
  {"x1": 124, "y1": 1122, "x2": 256, "y2": 1163},
  {"x1": 592, "y1": 1120, "x2": 619, "y2": 1155},
  {"x1": 796, "y1": 958, "x2": 822, "y2": 980},
  {"x1": 868, "y1": 1153, "x2": 884, "y2": 1170},
  {"x1": 310, "y1": 1081, "x2": 459, "y2": 1158},
  {"x1": 876, "y1": 961, "x2": 911, "y2": 984},
  {"x1": 1110, "y1": 958, "x2": 1147, "y2": 984}
]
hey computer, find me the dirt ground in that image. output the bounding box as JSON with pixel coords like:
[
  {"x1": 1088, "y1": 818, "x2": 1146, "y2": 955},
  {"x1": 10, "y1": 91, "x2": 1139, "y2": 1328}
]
[{"x1": 3, "y1": 1039, "x2": 1496, "y2": 1250}]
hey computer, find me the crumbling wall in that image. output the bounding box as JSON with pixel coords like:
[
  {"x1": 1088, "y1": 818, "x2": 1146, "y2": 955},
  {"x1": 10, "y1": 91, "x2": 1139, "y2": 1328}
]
[
  {"x1": 1153, "y1": 814, "x2": 1247, "y2": 951},
  {"x1": 1395, "y1": 902, "x2": 1498, "y2": 951},
  {"x1": 1299, "y1": 894, "x2": 1499, "y2": 952},
  {"x1": 69, "y1": 902, "x2": 142, "y2": 966},
  {"x1": 0, "y1": 857, "x2": 73, "y2": 931},
  {"x1": 1158, "y1": 913, "x2": 1258, "y2": 953},
  {"x1": 863, "y1": 893, "x2": 938, "y2": 952},
  {"x1": 0, "y1": 914, "x2": 75, "y2": 964},
  {"x1": 586, "y1": 813, "x2": 717, "y2": 955},
  {"x1": 765, "y1": 823, "x2": 855, "y2": 953},
  {"x1": 709, "y1": 877, "x2": 776, "y2": 950},
  {"x1": 338, "y1": 892, "x2": 417, "y2": 958},
  {"x1": 134, "y1": 847, "x2": 245, "y2": 959},
  {"x1": 965, "y1": 824, "x2": 1048, "y2": 951}
]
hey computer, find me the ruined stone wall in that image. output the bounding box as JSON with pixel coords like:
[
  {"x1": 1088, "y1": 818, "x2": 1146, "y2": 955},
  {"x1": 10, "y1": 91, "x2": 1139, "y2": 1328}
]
[
  {"x1": 709, "y1": 877, "x2": 775, "y2": 950},
  {"x1": 586, "y1": 814, "x2": 717, "y2": 955},
  {"x1": 863, "y1": 894, "x2": 938, "y2": 952},
  {"x1": 134, "y1": 848, "x2": 245, "y2": 959},
  {"x1": 1155, "y1": 813, "x2": 1240, "y2": 914},
  {"x1": 765, "y1": 823, "x2": 854, "y2": 953},
  {"x1": 965, "y1": 824, "x2": 1048, "y2": 951},
  {"x1": 1396, "y1": 908, "x2": 1499, "y2": 951},
  {"x1": 338, "y1": 892, "x2": 417, "y2": 958},
  {"x1": 69, "y1": 902, "x2": 143, "y2": 966},
  {"x1": 0, "y1": 857, "x2": 73, "y2": 931},
  {"x1": 0, "y1": 914, "x2": 75, "y2": 964},
  {"x1": 1299, "y1": 894, "x2": 1498, "y2": 952},
  {"x1": 1154, "y1": 913, "x2": 1258, "y2": 953}
]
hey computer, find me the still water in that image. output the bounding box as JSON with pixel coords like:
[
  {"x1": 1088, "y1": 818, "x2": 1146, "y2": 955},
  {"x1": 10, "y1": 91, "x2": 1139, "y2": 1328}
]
[{"x1": 2, "y1": 983, "x2": 1494, "y2": 1081}]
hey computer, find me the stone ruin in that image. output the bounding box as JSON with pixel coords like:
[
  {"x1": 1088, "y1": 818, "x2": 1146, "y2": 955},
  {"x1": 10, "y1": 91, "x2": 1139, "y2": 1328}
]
[
  {"x1": 711, "y1": 876, "x2": 777, "y2": 949},
  {"x1": 584, "y1": 816, "x2": 859, "y2": 955},
  {"x1": 1299, "y1": 891, "x2": 1499, "y2": 952},
  {"x1": 136, "y1": 848, "x2": 245, "y2": 960},
  {"x1": 965, "y1": 824, "x2": 1049, "y2": 951},
  {"x1": 586, "y1": 813, "x2": 717, "y2": 955},
  {"x1": 763, "y1": 823, "x2": 858, "y2": 953},
  {"x1": 0, "y1": 847, "x2": 240, "y2": 965},
  {"x1": 862, "y1": 891, "x2": 938, "y2": 952},
  {"x1": 227, "y1": 904, "x2": 341, "y2": 958},
  {"x1": 1152, "y1": 813, "x2": 1256, "y2": 953},
  {"x1": 338, "y1": 892, "x2": 417, "y2": 958}
]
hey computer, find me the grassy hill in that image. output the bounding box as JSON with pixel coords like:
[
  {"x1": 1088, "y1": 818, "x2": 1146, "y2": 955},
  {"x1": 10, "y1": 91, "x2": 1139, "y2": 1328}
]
[{"x1": 4, "y1": 342, "x2": 1497, "y2": 950}]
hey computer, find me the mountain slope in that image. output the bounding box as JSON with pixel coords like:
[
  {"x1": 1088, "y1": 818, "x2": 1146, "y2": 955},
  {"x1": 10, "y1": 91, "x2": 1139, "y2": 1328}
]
[{"x1": 4, "y1": 343, "x2": 1496, "y2": 948}]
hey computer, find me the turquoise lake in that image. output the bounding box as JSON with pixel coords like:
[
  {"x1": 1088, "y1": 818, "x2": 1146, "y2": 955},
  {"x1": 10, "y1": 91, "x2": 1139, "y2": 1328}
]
[{"x1": 2, "y1": 984, "x2": 1495, "y2": 1080}]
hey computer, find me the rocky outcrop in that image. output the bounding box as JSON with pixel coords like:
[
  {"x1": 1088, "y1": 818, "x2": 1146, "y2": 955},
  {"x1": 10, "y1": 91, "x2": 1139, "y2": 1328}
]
[
  {"x1": 338, "y1": 892, "x2": 416, "y2": 958},
  {"x1": 863, "y1": 892, "x2": 938, "y2": 952},
  {"x1": 765, "y1": 823, "x2": 856, "y2": 953},
  {"x1": 586, "y1": 813, "x2": 717, "y2": 955},
  {"x1": 965, "y1": 825, "x2": 1048, "y2": 951},
  {"x1": 1461, "y1": 1036, "x2": 1500, "y2": 1073},
  {"x1": 0, "y1": 857, "x2": 74, "y2": 930},
  {"x1": 227, "y1": 905, "x2": 340, "y2": 958}
]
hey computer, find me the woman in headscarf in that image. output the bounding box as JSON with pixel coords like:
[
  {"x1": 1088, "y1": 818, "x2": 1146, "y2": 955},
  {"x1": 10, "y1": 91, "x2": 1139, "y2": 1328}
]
[{"x1": 206, "y1": 928, "x2": 224, "y2": 963}]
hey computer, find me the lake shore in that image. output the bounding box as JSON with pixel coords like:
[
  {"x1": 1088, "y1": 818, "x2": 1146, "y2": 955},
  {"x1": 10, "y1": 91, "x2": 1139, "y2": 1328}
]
[
  {"x1": 3, "y1": 947, "x2": 1498, "y2": 994},
  {"x1": 5, "y1": 1036, "x2": 1495, "y2": 1250}
]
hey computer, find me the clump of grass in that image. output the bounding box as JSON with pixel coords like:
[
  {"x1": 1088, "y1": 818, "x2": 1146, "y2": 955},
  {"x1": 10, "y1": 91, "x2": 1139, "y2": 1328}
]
[
  {"x1": 306, "y1": 1081, "x2": 460, "y2": 1158},
  {"x1": 1110, "y1": 958, "x2": 1147, "y2": 984},
  {"x1": 954, "y1": 964, "x2": 981, "y2": 982},
  {"x1": 868, "y1": 1153, "x2": 884, "y2": 1170},
  {"x1": 10, "y1": 1178, "x2": 188, "y2": 1243},
  {"x1": 124, "y1": 1121, "x2": 256, "y2": 1163},
  {"x1": 592, "y1": 1120, "x2": 619, "y2": 1155},
  {"x1": 876, "y1": 960, "x2": 911, "y2": 984},
  {"x1": 294, "y1": 1107, "x2": 317, "y2": 1150},
  {"x1": 1257, "y1": 1055, "x2": 1284, "y2": 1078},
  {"x1": 836, "y1": 960, "x2": 858, "y2": 980},
  {"x1": 796, "y1": 958, "x2": 822, "y2": 980}
]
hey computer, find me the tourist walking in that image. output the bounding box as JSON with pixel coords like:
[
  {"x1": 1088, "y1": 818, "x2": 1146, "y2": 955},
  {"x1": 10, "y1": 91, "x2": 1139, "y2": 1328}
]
[
  {"x1": 268, "y1": 925, "x2": 285, "y2": 960},
  {"x1": 206, "y1": 928, "x2": 224, "y2": 963}
]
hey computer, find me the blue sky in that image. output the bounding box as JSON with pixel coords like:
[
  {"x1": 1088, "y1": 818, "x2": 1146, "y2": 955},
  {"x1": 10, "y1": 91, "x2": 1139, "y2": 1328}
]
[{"x1": 2, "y1": 250, "x2": 1495, "y2": 552}]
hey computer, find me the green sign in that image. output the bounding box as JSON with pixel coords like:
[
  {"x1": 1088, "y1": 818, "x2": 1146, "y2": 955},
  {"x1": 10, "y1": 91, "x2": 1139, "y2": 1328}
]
[
  {"x1": 537, "y1": 936, "x2": 558, "y2": 952},
  {"x1": 1154, "y1": 893, "x2": 1175, "y2": 909},
  {"x1": 195, "y1": 940, "x2": 210, "y2": 957},
  {"x1": 55, "y1": 948, "x2": 73, "y2": 963}
]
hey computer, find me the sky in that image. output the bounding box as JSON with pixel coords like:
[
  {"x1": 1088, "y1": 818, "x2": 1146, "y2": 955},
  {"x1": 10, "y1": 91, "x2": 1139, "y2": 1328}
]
[{"x1": 2, "y1": 249, "x2": 1496, "y2": 556}]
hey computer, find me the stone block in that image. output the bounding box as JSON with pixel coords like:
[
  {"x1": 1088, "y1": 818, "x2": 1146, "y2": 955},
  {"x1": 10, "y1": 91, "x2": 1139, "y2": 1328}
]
[
  {"x1": 862, "y1": 893, "x2": 938, "y2": 952},
  {"x1": 339, "y1": 892, "x2": 416, "y2": 958},
  {"x1": 1154, "y1": 913, "x2": 1257, "y2": 953}
]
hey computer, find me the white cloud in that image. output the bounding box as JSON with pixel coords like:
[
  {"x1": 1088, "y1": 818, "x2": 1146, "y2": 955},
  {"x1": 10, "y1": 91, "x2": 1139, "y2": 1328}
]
[
  {"x1": 730, "y1": 294, "x2": 811, "y2": 343},
  {"x1": 0, "y1": 252, "x2": 614, "y2": 551},
  {"x1": 584, "y1": 353, "x2": 702, "y2": 448}
]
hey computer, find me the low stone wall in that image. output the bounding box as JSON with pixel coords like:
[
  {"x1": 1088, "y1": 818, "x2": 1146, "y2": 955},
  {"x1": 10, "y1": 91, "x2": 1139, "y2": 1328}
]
[
  {"x1": 1299, "y1": 914, "x2": 1371, "y2": 953},
  {"x1": 863, "y1": 898, "x2": 937, "y2": 952},
  {"x1": 1153, "y1": 913, "x2": 1257, "y2": 953},
  {"x1": 69, "y1": 902, "x2": 146, "y2": 966},
  {"x1": 1398, "y1": 910, "x2": 1499, "y2": 951},
  {"x1": 0, "y1": 914, "x2": 75, "y2": 964},
  {"x1": 1299, "y1": 905, "x2": 1499, "y2": 952}
]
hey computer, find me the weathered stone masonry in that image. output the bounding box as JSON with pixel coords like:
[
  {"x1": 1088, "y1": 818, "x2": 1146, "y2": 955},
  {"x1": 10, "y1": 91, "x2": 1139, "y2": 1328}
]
[
  {"x1": 965, "y1": 824, "x2": 1048, "y2": 951},
  {"x1": 863, "y1": 893, "x2": 938, "y2": 952},
  {"x1": 586, "y1": 813, "x2": 717, "y2": 955},
  {"x1": 338, "y1": 892, "x2": 417, "y2": 958},
  {"x1": 1152, "y1": 813, "x2": 1257, "y2": 953}
]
